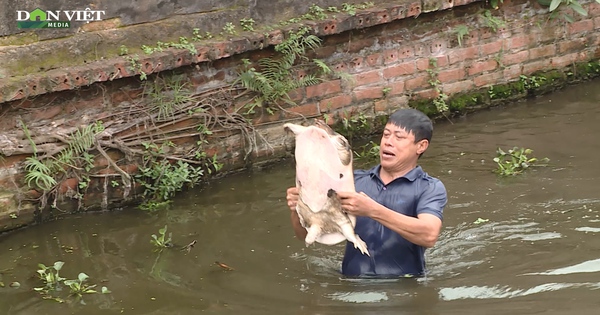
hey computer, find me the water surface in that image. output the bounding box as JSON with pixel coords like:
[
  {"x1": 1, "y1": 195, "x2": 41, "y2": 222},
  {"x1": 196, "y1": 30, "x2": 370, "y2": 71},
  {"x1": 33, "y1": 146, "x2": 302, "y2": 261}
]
[{"x1": 1, "y1": 80, "x2": 599, "y2": 314}]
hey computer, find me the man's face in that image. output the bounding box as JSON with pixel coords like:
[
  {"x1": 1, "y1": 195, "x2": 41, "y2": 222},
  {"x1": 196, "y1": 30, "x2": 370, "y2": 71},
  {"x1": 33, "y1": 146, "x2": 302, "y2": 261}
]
[{"x1": 379, "y1": 123, "x2": 428, "y2": 171}]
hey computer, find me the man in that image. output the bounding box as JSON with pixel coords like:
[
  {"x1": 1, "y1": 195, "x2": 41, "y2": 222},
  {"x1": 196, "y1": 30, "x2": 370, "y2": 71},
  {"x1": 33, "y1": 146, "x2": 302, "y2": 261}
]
[{"x1": 286, "y1": 108, "x2": 447, "y2": 277}]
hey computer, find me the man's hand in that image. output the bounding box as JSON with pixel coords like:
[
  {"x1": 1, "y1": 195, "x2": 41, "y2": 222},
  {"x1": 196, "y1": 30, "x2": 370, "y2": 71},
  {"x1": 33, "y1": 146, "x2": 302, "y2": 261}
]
[
  {"x1": 286, "y1": 187, "x2": 299, "y2": 212},
  {"x1": 337, "y1": 191, "x2": 377, "y2": 217},
  {"x1": 286, "y1": 186, "x2": 307, "y2": 240}
]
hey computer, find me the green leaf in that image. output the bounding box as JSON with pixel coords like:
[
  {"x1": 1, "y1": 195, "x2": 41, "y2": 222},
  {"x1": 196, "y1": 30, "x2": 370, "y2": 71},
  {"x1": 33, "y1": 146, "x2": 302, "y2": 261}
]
[
  {"x1": 63, "y1": 279, "x2": 77, "y2": 286},
  {"x1": 563, "y1": 14, "x2": 575, "y2": 23},
  {"x1": 549, "y1": 0, "x2": 561, "y2": 11},
  {"x1": 568, "y1": 2, "x2": 588, "y2": 16},
  {"x1": 78, "y1": 272, "x2": 89, "y2": 282},
  {"x1": 101, "y1": 286, "x2": 111, "y2": 294},
  {"x1": 474, "y1": 218, "x2": 489, "y2": 224},
  {"x1": 53, "y1": 261, "x2": 64, "y2": 271}
]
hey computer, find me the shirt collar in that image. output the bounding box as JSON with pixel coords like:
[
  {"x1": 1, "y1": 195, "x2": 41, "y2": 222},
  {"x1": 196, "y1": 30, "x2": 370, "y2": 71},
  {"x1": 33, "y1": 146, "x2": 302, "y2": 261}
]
[{"x1": 368, "y1": 165, "x2": 423, "y2": 183}]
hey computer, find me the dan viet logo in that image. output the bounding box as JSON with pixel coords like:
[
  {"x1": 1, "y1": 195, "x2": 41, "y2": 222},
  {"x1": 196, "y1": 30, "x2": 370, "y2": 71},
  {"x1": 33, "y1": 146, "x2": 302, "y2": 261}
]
[{"x1": 17, "y1": 8, "x2": 106, "y2": 29}]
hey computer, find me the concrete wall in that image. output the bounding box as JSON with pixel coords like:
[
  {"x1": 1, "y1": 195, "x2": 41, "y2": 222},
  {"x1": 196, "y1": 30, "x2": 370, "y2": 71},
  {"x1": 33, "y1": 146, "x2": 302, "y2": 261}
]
[{"x1": 0, "y1": 0, "x2": 599, "y2": 232}]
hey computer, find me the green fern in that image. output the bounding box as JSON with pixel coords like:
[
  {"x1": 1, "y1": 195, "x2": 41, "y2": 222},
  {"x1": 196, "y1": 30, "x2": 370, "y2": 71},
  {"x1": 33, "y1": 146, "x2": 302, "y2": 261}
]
[
  {"x1": 24, "y1": 158, "x2": 57, "y2": 191},
  {"x1": 234, "y1": 27, "x2": 334, "y2": 114}
]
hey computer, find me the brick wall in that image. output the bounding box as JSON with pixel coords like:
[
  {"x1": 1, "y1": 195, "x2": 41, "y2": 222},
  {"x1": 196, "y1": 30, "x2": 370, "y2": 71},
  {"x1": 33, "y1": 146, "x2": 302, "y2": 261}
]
[{"x1": 0, "y1": 0, "x2": 599, "y2": 231}]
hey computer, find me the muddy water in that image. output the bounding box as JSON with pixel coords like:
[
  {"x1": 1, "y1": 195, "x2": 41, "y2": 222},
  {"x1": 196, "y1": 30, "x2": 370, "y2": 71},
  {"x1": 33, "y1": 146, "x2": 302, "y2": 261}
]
[{"x1": 1, "y1": 80, "x2": 600, "y2": 315}]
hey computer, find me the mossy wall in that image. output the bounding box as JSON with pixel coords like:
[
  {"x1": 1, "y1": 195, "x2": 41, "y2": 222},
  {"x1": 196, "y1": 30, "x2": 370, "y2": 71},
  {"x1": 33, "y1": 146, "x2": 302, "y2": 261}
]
[{"x1": 0, "y1": 0, "x2": 599, "y2": 233}]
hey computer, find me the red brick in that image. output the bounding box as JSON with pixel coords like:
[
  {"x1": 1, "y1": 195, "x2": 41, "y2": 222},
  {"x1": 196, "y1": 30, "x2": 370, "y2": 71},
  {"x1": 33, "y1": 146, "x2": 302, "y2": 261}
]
[
  {"x1": 383, "y1": 49, "x2": 399, "y2": 64},
  {"x1": 306, "y1": 80, "x2": 342, "y2": 99},
  {"x1": 503, "y1": 65, "x2": 523, "y2": 81},
  {"x1": 414, "y1": 89, "x2": 438, "y2": 99},
  {"x1": 523, "y1": 59, "x2": 551, "y2": 75},
  {"x1": 352, "y1": 70, "x2": 382, "y2": 86},
  {"x1": 481, "y1": 41, "x2": 503, "y2": 56},
  {"x1": 59, "y1": 178, "x2": 79, "y2": 194},
  {"x1": 405, "y1": 74, "x2": 429, "y2": 90},
  {"x1": 551, "y1": 52, "x2": 579, "y2": 68},
  {"x1": 468, "y1": 60, "x2": 498, "y2": 75},
  {"x1": 589, "y1": 2, "x2": 600, "y2": 15},
  {"x1": 416, "y1": 58, "x2": 430, "y2": 71},
  {"x1": 374, "y1": 99, "x2": 390, "y2": 113},
  {"x1": 478, "y1": 28, "x2": 495, "y2": 41},
  {"x1": 366, "y1": 53, "x2": 383, "y2": 67},
  {"x1": 320, "y1": 95, "x2": 353, "y2": 111},
  {"x1": 430, "y1": 40, "x2": 447, "y2": 55},
  {"x1": 398, "y1": 46, "x2": 415, "y2": 59},
  {"x1": 289, "y1": 102, "x2": 319, "y2": 116},
  {"x1": 438, "y1": 68, "x2": 466, "y2": 83},
  {"x1": 388, "y1": 80, "x2": 405, "y2": 95},
  {"x1": 32, "y1": 105, "x2": 62, "y2": 121},
  {"x1": 383, "y1": 61, "x2": 417, "y2": 79},
  {"x1": 434, "y1": 55, "x2": 449, "y2": 67},
  {"x1": 353, "y1": 86, "x2": 384, "y2": 101},
  {"x1": 349, "y1": 57, "x2": 367, "y2": 71},
  {"x1": 442, "y1": 80, "x2": 475, "y2": 95},
  {"x1": 506, "y1": 34, "x2": 531, "y2": 51},
  {"x1": 529, "y1": 45, "x2": 556, "y2": 60},
  {"x1": 407, "y1": 1, "x2": 422, "y2": 17},
  {"x1": 448, "y1": 46, "x2": 479, "y2": 64},
  {"x1": 474, "y1": 72, "x2": 504, "y2": 87},
  {"x1": 568, "y1": 19, "x2": 594, "y2": 34},
  {"x1": 415, "y1": 57, "x2": 441, "y2": 71},
  {"x1": 346, "y1": 38, "x2": 376, "y2": 53},
  {"x1": 502, "y1": 50, "x2": 529, "y2": 66},
  {"x1": 287, "y1": 87, "x2": 304, "y2": 103},
  {"x1": 558, "y1": 38, "x2": 588, "y2": 53}
]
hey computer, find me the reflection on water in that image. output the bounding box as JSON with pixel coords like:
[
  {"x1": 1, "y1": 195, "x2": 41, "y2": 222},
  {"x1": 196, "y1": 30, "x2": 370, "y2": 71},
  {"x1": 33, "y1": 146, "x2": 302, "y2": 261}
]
[
  {"x1": 1, "y1": 80, "x2": 600, "y2": 314},
  {"x1": 439, "y1": 281, "x2": 600, "y2": 301},
  {"x1": 524, "y1": 259, "x2": 600, "y2": 275}
]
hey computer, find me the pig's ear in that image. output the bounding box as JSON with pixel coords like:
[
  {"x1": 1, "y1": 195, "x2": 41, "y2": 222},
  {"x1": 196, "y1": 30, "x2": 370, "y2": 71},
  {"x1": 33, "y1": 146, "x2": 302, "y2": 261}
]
[{"x1": 283, "y1": 123, "x2": 306, "y2": 135}]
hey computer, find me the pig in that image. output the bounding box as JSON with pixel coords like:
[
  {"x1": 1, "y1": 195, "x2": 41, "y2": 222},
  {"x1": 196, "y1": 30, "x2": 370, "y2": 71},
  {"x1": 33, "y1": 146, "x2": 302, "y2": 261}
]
[{"x1": 284, "y1": 120, "x2": 369, "y2": 256}]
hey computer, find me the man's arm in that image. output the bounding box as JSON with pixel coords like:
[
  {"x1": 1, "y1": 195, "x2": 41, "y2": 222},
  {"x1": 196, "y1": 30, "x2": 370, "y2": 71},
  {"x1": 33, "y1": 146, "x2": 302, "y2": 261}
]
[
  {"x1": 286, "y1": 187, "x2": 308, "y2": 240},
  {"x1": 338, "y1": 183, "x2": 446, "y2": 248}
]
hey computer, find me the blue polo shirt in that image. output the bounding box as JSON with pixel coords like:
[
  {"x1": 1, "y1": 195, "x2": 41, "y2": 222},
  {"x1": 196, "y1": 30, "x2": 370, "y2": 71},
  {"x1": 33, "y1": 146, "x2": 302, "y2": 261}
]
[{"x1": 341, "y1": 165, "x2": 447, "y2": 277}]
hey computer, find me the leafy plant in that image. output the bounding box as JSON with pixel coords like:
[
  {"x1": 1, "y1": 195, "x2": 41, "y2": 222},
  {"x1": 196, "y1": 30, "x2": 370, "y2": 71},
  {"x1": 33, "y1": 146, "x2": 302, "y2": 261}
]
[
  {"x1": 493, "y1": 147, "x2": 549, "y2": 176},
  {"x1": 240, "y1": 18, "x2": 255, "y2": 31},
  {"x1": 538, "y1": 0, "x2": 599, "y2": 22},
  {"x1": 141, "y1": 37, "x2": 197, "y2": 56},
  {"x1": 426, "y1": 58, "x2": 449, "y2": 115},
  {"x1": 340, "y1": 112, "x2": 371, "y2": 140},
  {"x1": 520, "y1": 75, "x2": 547, "y2": 90},
  {"x1": 480, "y1": 10, "x2": 505, "y2": 32},
  {"x1": 151, "y1": 225, "x2": 173, "y2": 249},
  {"x1": 303, "y1": 4, "x2": 328, "y2": 20},
  {"x1": 23, "y1": 121, "x2": 104, "y2": 192},
  {"x1": 382, "y1": 87, "x2": 391, "y2": 97},
  {"x1": 126, "y1": 55, "x2": 147, "y2": 80},
  {"x1": 223, "y1": 22, "x2": 237, "y2": 35},
  {"x1": 453, "y1": 25, "x2": 469, "y2": 47},
  {"x1": 144, "y1": 76, "x2": 193, "y2": 121},
  {"x1": 489, "y1": 0, "x2": 504, "y2": 9},
  {"x1": 234, "y1": 27, "x2": 328, "y2": 114},
  {"x1": 136, "y1": 142, "x2": 207, "y2": 210},
  {"x1": 63, "y1": 273, "x2": 97, "y2": 297},
  {"x1": 353, "y1": 141, "x2": 380, "y2": 162},
  {"x1": 118, "y1": 45, "x2": 129, "y2": 56},
  {"x1": 34, "y1": 261, "x2": 65, "y2": 293},
  {"x1": 34, "y1": 262, "x2": 110, "y2": 302},
  {"x1": 24, "y1": 158, "x2": 57, "y2": 191}
]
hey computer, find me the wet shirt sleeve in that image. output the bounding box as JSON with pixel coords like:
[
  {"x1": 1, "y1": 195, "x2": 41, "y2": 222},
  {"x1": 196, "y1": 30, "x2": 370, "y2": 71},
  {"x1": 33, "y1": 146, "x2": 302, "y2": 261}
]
[{"x1": 416, "y1": 179, "x2": 447, "y2": 221}]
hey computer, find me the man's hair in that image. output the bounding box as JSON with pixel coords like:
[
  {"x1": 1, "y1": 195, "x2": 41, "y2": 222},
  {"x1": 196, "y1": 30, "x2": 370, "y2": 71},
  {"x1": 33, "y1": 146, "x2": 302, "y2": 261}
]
[{"x1": 387, "y1": 108, "x2": 433, "y2": 143}]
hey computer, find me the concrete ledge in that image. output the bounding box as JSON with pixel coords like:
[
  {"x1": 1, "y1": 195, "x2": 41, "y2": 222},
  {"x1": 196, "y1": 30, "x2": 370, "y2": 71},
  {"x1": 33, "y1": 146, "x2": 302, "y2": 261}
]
[{"x1": 0, "y1": 0, "x2": 481, "y2": 104}]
